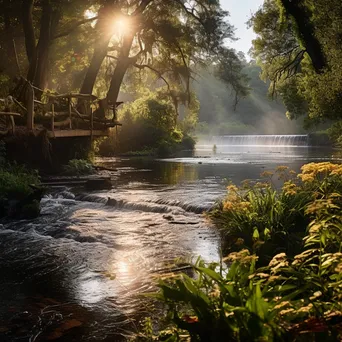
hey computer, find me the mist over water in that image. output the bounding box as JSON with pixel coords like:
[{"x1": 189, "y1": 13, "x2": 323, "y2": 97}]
[{"x1": 0, "y1": 137, "x2": 341, "y2": 341}]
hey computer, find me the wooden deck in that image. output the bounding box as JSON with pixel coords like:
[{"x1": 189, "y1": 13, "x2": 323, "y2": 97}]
[
  {"x1": 0, "y1": 86, "x2": 122, "y2": 139},
  {"x1": 47, "y1": 128, "x2": 111, "y2": 138}
]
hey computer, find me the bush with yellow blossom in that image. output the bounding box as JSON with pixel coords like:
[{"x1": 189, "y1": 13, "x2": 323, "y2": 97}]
[
  {"x1": 209, "y1": 163, "x2": 342, "y2": 266},
  {"x1": 136, "y1": 163, "x2": 342, "y2": 341}
]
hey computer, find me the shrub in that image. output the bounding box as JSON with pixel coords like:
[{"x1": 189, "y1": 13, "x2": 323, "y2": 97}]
[
  {"x1": 0, "y1": 164, "x2": 42, "y2": 218},
  {"x1": 210, "y1": 163, "x2": 342, "y2": 266},
  {"x1": 134, "y1": 163, "x2": 342, "y2": 341},
  {"x1": 62, "y1": 159, "x2": 94, "y2": 176},
  {"x1": 0, "y1": 165, "x2": 40, "y2": 202}
]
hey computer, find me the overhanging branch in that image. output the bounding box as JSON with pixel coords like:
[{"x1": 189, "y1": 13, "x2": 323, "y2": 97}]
[{"x1": 53, "y1": 16, "x2": 99, "y2": 40}]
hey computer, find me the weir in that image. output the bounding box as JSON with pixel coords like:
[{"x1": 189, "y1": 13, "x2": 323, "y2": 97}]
[{"x1": 211, "y1": 135, "x2": 309, "y2": 147}]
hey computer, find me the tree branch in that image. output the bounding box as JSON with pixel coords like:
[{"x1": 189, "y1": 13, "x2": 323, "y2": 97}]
[
  {"x1": 132, "y1": 0, "x2": 154, "y2": 16},
  {"x1": 173, "y1": 0, "x2": 206, "y2": 28},
  {"x1": 53, "y1": 16, "x2": 99, "y2": 40}
]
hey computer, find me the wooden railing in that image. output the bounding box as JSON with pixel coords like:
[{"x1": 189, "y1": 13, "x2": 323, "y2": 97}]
[{"x1": 0, "y1": 80, "x2": 122, "y2": 138}]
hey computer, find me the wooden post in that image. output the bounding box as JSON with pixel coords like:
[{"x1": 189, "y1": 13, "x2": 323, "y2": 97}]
[
  {"x1": 10, "y1": 115, "x2": 15, "y2": 134},
  {"x1": 90, "y1": 106, "x2": 94, "y2": 141},
  {"x1": 27, "y1": 83, "x2": 34, "y2": 130},
  {"x1": 51, "y1": 103, "x2": 55, "y2": 133},
  {"x1": 68, "y1": 97, "x2": 72, "y2": 129}
]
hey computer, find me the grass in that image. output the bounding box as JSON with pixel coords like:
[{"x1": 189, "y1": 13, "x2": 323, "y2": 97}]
[
  {"x1": 62, "y1": 159, "x2": 95, "y2": 176},
  {"x1": 133, "y1": 162, "x2": 342, "y2": 341}
]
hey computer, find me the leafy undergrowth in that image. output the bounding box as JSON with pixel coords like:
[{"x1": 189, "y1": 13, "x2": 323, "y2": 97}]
[
  {"x1": 62, "y1": 159, "x2": 94, "y2": 176},
  {"x1": 0, "y1": 164, "x2": 42, "y2": 218},
  {"x1": 134, "y1": 163, "x2": 342, "y2": 341}
]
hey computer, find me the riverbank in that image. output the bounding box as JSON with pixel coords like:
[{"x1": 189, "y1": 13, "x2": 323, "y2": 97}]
[{"x1": 0, "y1": 148, "x2": 341, "y2": 341}]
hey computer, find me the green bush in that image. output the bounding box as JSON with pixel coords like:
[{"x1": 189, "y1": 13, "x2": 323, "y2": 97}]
[
  {"x1": 97, "y1": 90, "x2": 197, "y2": 158},
  {"x1": 0, "y1": 164, "x2": 42, "y2": 218},
  {"x1": 134, "y1": 163, "x2": 342, "y2": 341},
  {"x1": 62, "y1": 159, "x2": 94, "y2": 176},
  {"x1": 327, "y1": 121, "x2": 342, "y2": 147},
  {"x1": 210, "y1": 164, "x2": 342, "y2": 266},
  {"x1": 0, "y1": 165, "x2": 40, "y2": 202}
]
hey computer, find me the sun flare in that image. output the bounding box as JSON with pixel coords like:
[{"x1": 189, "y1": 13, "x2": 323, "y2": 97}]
[{"x1": 112, "y1": 16, "x2": 131, "y2": 36}]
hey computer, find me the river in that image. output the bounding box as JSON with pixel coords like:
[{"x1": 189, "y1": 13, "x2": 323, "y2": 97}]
[{"x1": 0, "y1": 141, "x2": 341, "y2": 341}]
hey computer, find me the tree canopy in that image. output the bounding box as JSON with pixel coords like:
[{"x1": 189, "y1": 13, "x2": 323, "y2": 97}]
[
  {"x1": 0, "y1": 0, "x2": 248, "y2": 115},
  {"x1": 250, "y1": 0, "x2": 342, "y2": 129}
]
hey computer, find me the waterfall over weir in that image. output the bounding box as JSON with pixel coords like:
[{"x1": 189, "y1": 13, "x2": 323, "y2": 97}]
[{"x1": 212, "y1": 135, "x2": 309, "y2": 147}]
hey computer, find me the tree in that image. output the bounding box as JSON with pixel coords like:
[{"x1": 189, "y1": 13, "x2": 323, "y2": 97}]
[
  {"x1": 78, "y1": 0, "x2": 238, "y2": 113},
  {"x1": 250, "y1": 0, "x2": 342, "y2": 129}
]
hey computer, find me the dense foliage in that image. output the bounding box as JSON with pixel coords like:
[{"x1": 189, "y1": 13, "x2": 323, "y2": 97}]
[
  {"x1": 98, "y1": 90, "x2": 196, "y2": 156},
  {"x1": 135, "y1": 163, "x2": 342, "y2": 341},
  {"x1": 62, "y1": 158, "x2": 95, "y2": 175},
  {"x1": 0, "y1": 0, "x2": 246, "y2": 106},
  {"x1": 250, "y1": 0, "x2": 342, "y2": 142}
]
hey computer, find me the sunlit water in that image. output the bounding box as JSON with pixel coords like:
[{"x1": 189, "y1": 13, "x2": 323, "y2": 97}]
[{"x1": 0, "y1": 143, "x2": 341, "y2": 341}]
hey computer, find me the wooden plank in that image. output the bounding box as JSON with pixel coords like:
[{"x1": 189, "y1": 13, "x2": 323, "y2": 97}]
[
  {"x1": 50, "y1": 93, "x2": 97, "y2": 100},
  {"x1": 47, "y1": 129, "x2": 110, "y2": 138},
  {"x1": 68, "y1": 98, "x2": 72, "y2": 129},
  {"x1": 27, "y1": 84, "x2": 34, "y2": 130},
  {"x1": 0, "y1": 112, "x2": 22, "y2": 117},
  {"x1": 53, "y1": 118, "x2": 71, "y2": 128},
  {"x1": 90, "y1": 107, "x2": 94, "y2": 140},
  {"x1": 51, "y1": 103, "x2": 55, "y2": 133},
  {"x1": 10, "y1": 115, "x2": 15, "y2": 134}
]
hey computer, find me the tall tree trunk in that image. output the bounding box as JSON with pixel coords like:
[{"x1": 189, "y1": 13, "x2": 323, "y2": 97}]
[
  {"x1": 22, "y1": 0, "x2": 36, "y2": 63},
  {"x1": 33, "y1": 0, "x2": 53, "y2": 90},
  {"x1": 79, "y1": 34, "x2": 112, "y2": 95},
  {"x1": 26, "y1": 0, "x2": 59, "y2": 94},
  {"x1": 106, "y1": 33, "x2": 135, "y2": 104},
  {"x1": 280, "y1": 0, "x2": 326, "y2": 73},
  {"x1": 79, "y1": 3, "x2": 117, "y2": 96}
]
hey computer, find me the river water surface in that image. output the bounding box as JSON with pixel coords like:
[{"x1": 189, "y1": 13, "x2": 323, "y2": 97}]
[{"x1": 0, "y1": 143, "x2": 341, "y2": 341}]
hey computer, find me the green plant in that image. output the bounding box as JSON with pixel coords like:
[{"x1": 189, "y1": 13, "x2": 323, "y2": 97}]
[
  {"x1": 210, "y1": 164, "x2": 342, "y2": 266},
  {"x1": 0, "y1": 164, "x2": 42, "y2": 218},
  {"x1": 62, "y1": 159, "x2": 94, "y2": 176},
  {"x1": 136, "y1": 163, "x2": 342, "y2": 341}
]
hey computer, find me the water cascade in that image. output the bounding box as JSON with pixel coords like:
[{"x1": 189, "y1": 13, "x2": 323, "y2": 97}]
[{"x1": 211, "y1": 135, "x2": 309, "y2": 147}]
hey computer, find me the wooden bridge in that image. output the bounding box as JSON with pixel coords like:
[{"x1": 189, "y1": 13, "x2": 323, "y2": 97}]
[{"x1": 0, "y1": 82, "x2": 122, "y2": 139}]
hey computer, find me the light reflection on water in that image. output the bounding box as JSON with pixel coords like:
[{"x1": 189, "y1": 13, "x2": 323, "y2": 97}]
[{"x1": 0, "y1": 145, "x2": 340, "y2": 341}]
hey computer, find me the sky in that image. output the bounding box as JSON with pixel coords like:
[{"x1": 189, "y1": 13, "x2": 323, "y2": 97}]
[{"x1": 220, "y1": 0, "x2": 264, "y2": 57}]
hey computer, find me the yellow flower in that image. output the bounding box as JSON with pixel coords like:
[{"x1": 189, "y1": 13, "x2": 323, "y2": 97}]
[
  {"x1": 237, "y1": 201, "x2": 252, "y2": 211},
  {"x1": 260, "y1": 171, "x2": 274, "y2": 178},
  {"x1": 226, "y1": 184, "x2": 239, "y2": 192},
  {"x1": 224, "y1": 250, "x2": 258, "y2": 265},
  {"x1": 279, "y1": 308, "x2": 295, "y2": 316},
  {"x1": 255, "y1": 182, "x2": 270, "y2": 189},
  {"x1": 276, "y1": 166, "x2": 289, "y2": 172},
  {"x1": 298, "y1": 173, "x2": 315, "y2": 182},
  {"x1": 296, "y1": 303, "x2": 313, "y2": 313},
  {"x1": 283, "y1": 181, "x2": 299, "y2": 196},
  {"x1": 223, "y1": 201, "x2": 234, "y2": 211},
  {"x1": 274, "y1": 301, "x2": 291, "y2": 310},
  {"x1": 300, "y1": 162, "x2": 341, "y2": 178},
  {"x1": 269, "y1": 253, "x2": 287, "y2": 267},
  {"x1": 209, "y1": 284, "x2": 221, "y2": 298},
  {"x1": 309, "y1": 291, "x2": 322, "y2": 300},
  {"x1": 305, "y1": 199, "x2": 339, "y2": 215}
]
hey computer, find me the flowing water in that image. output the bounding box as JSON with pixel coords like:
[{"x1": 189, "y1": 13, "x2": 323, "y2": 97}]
[
  {"x1": 0, "y1": 137, "x2": 341, "y2": 341},
  {"x1": 210, "y1": 134, "x2": 309, "y2": 147}
]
